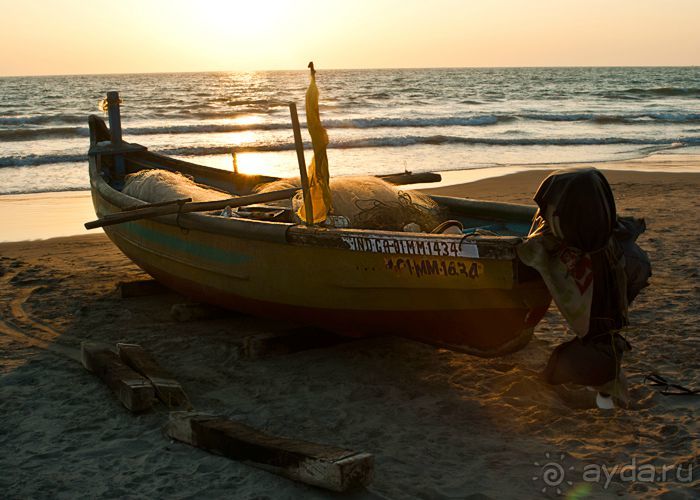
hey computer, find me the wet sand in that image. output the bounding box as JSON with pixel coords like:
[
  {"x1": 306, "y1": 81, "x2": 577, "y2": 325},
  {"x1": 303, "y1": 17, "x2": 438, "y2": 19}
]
[{"x1": 1, "y1": 167, "x2": 698, "y2": 498}]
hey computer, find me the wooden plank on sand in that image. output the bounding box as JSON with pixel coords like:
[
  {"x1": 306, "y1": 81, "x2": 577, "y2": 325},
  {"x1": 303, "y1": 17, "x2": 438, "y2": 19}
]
[
  {"x1": 117, "y1": 343, "x2": 191, "y2": 409},
  {"x1": 81, "y1": 342, "x2": 155, "y2": 412},
  {"x1": 167, "y1": 412, "x2": 373, "y2": 492}
]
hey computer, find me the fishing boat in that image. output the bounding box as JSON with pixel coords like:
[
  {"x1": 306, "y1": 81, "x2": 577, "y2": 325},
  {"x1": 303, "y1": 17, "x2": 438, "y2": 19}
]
[{"x1": 86, "y1": 94, "x2": 551, "y2": 357}]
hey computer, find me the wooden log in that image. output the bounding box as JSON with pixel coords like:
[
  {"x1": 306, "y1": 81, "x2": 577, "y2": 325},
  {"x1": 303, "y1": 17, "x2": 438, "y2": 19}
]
[
  {"x1": 81, "y1": 342, "x2": 155, "y2": 412},
  {"x1": 379, "y1": 171, "x2": 442, "y2": 185},
  {"x1": 243, "y1": 328, "x2": 352, "y2": 359},
  {"x1": 118, "y1": 279, "x2": 168, "y2": 298},
  {"x1": 170, "y1": 303, "x2": 228, "y2": 322},
  {"x1": 117, "y1": 343, "x2": 190, "y2": 409},
  {"x1": 167, "y1": 412, "x2": 373, "y2": 492}
]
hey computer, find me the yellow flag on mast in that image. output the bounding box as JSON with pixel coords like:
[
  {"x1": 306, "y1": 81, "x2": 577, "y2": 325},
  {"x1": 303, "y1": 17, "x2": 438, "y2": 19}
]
[{"x1": 297, "y1": 62, "x2": 332, "y2": 224}]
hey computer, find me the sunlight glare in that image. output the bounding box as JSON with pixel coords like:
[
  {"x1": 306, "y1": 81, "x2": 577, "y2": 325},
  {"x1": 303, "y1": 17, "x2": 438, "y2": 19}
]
[{"x1": 226, "y1": 115, "x2": 265, "y2": 126}]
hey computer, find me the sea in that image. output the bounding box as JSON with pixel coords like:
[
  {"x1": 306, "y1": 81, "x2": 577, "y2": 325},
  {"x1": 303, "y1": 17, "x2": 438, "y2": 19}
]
[{"x1": 1, "y1": 66, "x2": 700, "y2": 195}]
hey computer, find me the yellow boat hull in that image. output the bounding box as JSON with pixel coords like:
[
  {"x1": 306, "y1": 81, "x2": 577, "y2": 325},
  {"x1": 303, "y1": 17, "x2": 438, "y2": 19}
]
[{"x1": 90, "y1": 181, "x2": 550, "y2": 356}]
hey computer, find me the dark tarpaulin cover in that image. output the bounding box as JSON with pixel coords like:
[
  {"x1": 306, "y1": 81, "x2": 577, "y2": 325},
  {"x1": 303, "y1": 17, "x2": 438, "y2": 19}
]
[
  {"x1": 529, "y1": 168, "x2": 651, "y2": 388},
  {"x1": 533, "y1": 167, "x2": 617, "y2": 253}
]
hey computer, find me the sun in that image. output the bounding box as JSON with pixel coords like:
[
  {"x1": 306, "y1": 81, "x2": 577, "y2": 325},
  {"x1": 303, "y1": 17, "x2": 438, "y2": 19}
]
[
  {"x1": 190, "y1": 1, "x2": 291, "y2": 37},
  {"x1": 172, "y1": 0, "x2": 298, "y2": 70}
]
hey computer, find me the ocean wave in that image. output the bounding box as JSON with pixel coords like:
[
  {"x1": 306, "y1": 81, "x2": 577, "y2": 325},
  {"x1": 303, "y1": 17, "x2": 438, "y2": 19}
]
[
  {"x1": 153, "y1": 135, "x2": 700, "y2": 155},
  {"x1": 0, "y1": 115, "x2": 515, "y2": 141},
  {"x1": 127, "y1": 123, "x2": 290, "y2": 135},
  {"x1": 643, "y1": 112, "x2": 700, "y2": 123},
  {"x1": 0, "y1": 114, "x2": 86, "y2": 126},
  {"x1": 0, "y1": 126, "x2": 89, "y2": 141},
  {"x1": 5, "y1": 112, "x2": 700, "y2": 143},
  {"x1": 127, "y1": 115, "x2": 514, "y2": 134},
  {"x1": 211, "y1": 97, "x2": 275, "y2": 106},
  {"x1": 320, "y1": 135, "x2": 700, "y2": 149},
  {"x1": 521, "y1": 112, "x2": 700, "y2": 124},
  {"x1": 327, "y1": 116, "x2": 512, "y2": 128},
  {"x1": 183, "y1": 107, "x2": 283, "y2": 119},
  {"x1": 0, "y1": 153, "x2": 86, "y2": 168},
  {"x1": 598, "y1": 87, "x2": 700, "y2": 99},
  {"x1": 2, "y1": 135, "x2": 699, "y2": 168}
]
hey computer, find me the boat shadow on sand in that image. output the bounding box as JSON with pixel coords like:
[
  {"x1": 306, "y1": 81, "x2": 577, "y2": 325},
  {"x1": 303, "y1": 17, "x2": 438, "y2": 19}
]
[{"x1": 0, "y1": 236, "x2": 696, "y2": 498}]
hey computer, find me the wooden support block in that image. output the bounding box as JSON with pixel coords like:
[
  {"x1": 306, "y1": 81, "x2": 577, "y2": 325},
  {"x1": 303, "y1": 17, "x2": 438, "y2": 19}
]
[
  {"x1": 80, "y1": 342, "x2": 155, "y2": 412},
  {"x1": 167, "y1": 412, "x2": 373, "y2": 492},
  {"x1": 117, "y1": 343, "x2": 191, "y2": 409},
  {"x1": 170, "y1": 303, "x2": 228, "y2": 322},
  {"x1": 243, "y1": 328, "x2": 352, "y2": 359},
  {"x1": 119, "y1": 279, "x2": 168, "y2": 298}
]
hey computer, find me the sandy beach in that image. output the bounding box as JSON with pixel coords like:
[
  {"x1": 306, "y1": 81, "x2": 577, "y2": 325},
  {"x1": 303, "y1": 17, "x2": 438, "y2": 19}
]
[{"x1": 1, "y1": 163, "x2": 698, "y2": 498}]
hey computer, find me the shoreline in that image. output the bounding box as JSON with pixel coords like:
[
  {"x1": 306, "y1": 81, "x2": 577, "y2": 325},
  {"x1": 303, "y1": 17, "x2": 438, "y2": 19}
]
[{"x1": 1, "y1": 151, "x2": 699, "y2": 243}]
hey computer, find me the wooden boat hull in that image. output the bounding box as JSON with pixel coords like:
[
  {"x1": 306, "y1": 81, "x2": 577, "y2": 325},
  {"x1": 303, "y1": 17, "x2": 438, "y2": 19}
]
[
  {"x1": 89, "y1": 164, "x2": 550, "y2": 356},
  {"x1": 86, "y1": 110, "x2": 550, "y2": 356}
]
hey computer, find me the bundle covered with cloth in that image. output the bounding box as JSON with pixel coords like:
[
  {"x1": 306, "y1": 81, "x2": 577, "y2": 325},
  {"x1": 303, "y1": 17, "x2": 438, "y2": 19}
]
[{"x1": 517, "y1": 168, "x2": 651, "y2": 404}]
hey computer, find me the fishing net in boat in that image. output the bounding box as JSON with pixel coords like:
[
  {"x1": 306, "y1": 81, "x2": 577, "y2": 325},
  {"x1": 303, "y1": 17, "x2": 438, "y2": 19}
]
[
  {"x1": 255, "y1": 177, "x2": 302, "y2": 195},
  {"x1": 122, "y1": 169, "x2": 232, "y2": 203},
  {"x1": 255, "y1": 176, "x2": 445, "y2": 232}
]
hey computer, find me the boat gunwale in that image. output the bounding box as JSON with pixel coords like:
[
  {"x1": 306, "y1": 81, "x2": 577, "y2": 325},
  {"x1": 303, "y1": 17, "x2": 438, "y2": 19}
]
[{"x1": 88, "y1": 143, "x2": 536, "y2": 257}]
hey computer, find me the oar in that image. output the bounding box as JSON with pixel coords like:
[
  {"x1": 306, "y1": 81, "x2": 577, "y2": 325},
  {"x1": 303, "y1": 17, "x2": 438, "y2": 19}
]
[
  {"x1": 289, "y1": 102, "x2": 313, "y2": 225},
  {"x1": 85, "y1": 188, "x2": 299, "y2": 230},
  {"x1": 123, "y1": 197, "x2": 192, "y2": 212}
]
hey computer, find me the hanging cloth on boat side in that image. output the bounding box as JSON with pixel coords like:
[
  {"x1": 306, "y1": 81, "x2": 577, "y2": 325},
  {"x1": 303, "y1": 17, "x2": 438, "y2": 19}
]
[
  {"x1": 297, "y1": 62, "x2": 332, "y2": 224},
  {"x1": 517, "y1": 168, "x2": 629, "y2": 338},
  {"x1": 517, "y1": 222, "x2": 594, "y2": 336}
]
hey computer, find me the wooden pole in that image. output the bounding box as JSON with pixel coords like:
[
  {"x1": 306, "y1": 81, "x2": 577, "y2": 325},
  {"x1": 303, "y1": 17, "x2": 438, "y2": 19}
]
[
  {"x1": 231, "y1": 149, "x2": 239, "y2": 174},
  {"x1": 84, "y1": 187, "x2": 298, "y2": 230},
  {"x1": 106, "y1": 91, "x2": 126, "y2": 188},
  {"x1": 289, "y1": 102, "x2": 314, "y2": 225}
]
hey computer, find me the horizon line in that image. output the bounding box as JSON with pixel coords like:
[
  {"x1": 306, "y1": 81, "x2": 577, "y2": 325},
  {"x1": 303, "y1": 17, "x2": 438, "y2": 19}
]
[{"x1": 2, "y1": 64, "x2": 699, "y2": 79}]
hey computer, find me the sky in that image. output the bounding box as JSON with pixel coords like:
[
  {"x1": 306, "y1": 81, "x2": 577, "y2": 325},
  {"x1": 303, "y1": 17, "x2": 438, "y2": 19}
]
[{"x1": 1, "y1": 0, "x2": 699, "y2": 76}]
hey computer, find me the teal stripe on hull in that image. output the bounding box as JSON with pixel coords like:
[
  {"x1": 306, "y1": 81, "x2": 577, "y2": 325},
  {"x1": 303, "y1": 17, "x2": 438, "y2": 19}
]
[{"x1": 124, "y1": 221, "x2": 252, "y2": 266}]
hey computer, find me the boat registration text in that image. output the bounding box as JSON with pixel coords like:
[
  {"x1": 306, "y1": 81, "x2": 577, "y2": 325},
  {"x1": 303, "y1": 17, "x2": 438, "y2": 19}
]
[
  {"x1": 343, "y1": 235, "x2": 479, "y2": 258},
  {"x1": 385, "y1": 257, "x2": 483, "y2": 279}
]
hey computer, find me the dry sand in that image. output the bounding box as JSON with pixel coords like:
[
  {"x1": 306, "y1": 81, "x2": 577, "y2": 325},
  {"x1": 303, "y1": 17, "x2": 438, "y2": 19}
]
[{"x1": 1, "y1": 166, "x2": 698, "y2": 499}]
